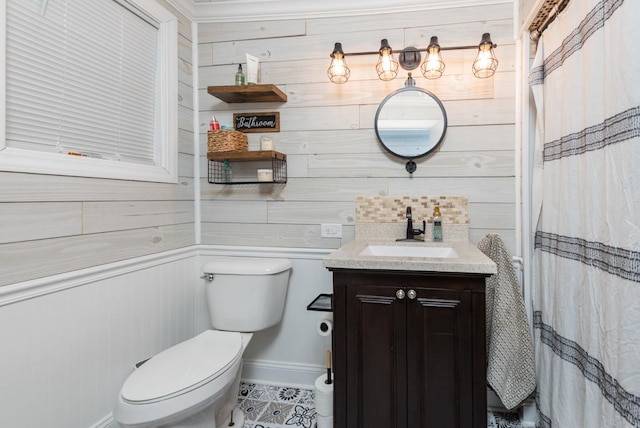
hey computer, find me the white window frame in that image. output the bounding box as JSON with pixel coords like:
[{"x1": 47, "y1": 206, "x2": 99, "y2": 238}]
[{"x1": 0, "y1": 0, "x2": 178, "y2": 183}]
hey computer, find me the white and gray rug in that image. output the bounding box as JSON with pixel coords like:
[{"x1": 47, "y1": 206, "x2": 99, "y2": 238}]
[{"x1": 237, "y1": 382, "x2": 523, "y2": 428}]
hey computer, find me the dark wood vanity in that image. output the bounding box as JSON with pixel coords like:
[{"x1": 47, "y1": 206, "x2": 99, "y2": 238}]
[{"x1": 329, "y1": 268, "x2": 491, "y2": 428}]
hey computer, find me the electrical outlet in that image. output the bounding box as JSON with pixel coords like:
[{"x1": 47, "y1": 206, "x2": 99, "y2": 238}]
[{"x1": 321, "y1": 223, "x2": 342, "y2": 238}]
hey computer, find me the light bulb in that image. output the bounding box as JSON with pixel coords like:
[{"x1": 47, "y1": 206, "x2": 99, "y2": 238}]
[
  {"x1": 328, "y1": 42, "x2": 350, "y2": 84},
  {"x1": 376, "y1": 39, "x2": 399, "y2": 81},
  {"x1": 420, "y1": 36, "x2": 445, "y2": 79},
  {"x1": 472, "y1": 33, "x2": 498, "y2": 78}
]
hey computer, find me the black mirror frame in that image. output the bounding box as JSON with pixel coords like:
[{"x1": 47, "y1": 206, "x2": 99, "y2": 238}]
[{"x1": 374, "y1": 86, "x2": 448, "y2": 172}]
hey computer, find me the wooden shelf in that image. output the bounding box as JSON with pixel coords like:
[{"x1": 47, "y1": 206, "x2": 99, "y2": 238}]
[
  {"x1": 206, "y1": 150, "x2": 286, "y2": 161},
  {"x1": 207, "y1": 84, "x2": 287, "y2": 103},
  {"x1": 207, "y1": 150, "x2": 287, "y2": 185}
]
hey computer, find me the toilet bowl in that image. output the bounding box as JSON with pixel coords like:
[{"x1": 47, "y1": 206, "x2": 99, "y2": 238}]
[
  {"x1": 115, "y1": 330, "x2": 250, "y2": 427},
  {"x1": 114, "y1": 257, "x2": 292, "y2": 428}
]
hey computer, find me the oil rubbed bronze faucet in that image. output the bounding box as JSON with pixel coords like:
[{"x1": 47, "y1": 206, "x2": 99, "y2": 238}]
[{"x1": 397, "y1": 206, "x2": 425, "y2": 241}]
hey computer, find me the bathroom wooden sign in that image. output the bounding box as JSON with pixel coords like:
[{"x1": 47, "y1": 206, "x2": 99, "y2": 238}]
[{"x1": 233, "y1": 112, "x2": 280, "y2": 133}]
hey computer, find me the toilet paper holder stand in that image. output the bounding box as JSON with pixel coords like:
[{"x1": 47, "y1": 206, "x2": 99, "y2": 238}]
[
  {"x1": 308, "y1": 293, "x2": 334, "y2": 385},
  {"x1": 306, "y1": 293, "x2": 333, "y2": 312}
]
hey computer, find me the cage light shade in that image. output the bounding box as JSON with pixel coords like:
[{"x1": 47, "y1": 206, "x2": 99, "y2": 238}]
[
  {"x1": 328, "y1": 42, "x2": 350, "y2": 84},
  {"x1": 472, "y1": 33, "x2": 498, "y2": 78},
  {"x1": 420, "y1": 36, "x2": 445, "y2": 79},
  {"x1": 375, "y1": 39, "x2": 399, "y2": 81}
]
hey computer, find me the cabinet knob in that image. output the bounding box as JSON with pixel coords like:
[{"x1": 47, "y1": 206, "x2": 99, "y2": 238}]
[
  {"x1": 396, "y1": 289, "x2": 406, "y2": 299},
  {"x1": 407, "y1": 289, "x2": 417, "y2": 300}
]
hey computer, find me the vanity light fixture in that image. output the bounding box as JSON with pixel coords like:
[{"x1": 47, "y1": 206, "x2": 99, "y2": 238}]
[
  {"x1": 327, "y1": 33, "x2": 498, "y2": 84},
  {"x1": 375, "y1": 39, "x2": 399, "y2": 81},
  {"x1": 328, "y1": 42, "x2": 350, "y2": 84},
  {"x1": 472, "y1": 33, "x2": 499, "y2": 78},
  {"x1": 421, "y1": 36, "x2": 445, "y2": 79}
]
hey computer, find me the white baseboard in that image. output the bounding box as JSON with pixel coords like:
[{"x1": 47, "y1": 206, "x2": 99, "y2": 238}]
[
  {"x1": 90, "y1": 414, "x2": 116, "y2": 428},
  {"x1": 241, "y1": 358, "x2": 326, "y2": 390}
]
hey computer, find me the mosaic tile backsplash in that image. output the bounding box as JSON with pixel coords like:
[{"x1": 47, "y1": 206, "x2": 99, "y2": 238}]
[{"x1": 355, "y1": 196, "x2": 469, "y2": 225}]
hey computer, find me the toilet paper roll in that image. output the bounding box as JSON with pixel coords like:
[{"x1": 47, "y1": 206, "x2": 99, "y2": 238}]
[
  {"x1": 316, "y1": 317, "x2": 333, "y2": 337},
  {"x1": 316, "y1": 414, "x2": 333, "y2": 428},
  {"x1": 314, "y1": 374, "x2": 333, "y2": 416}
]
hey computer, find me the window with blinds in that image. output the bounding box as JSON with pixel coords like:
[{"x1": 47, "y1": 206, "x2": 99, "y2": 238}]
[{"x1": 1, "y1": 0, "x2": 178, "y2": 183}]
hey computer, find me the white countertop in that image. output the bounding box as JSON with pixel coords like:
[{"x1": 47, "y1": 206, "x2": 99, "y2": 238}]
[{"x1": 323, "y1": 239, "x2": 497, "y2": 275}]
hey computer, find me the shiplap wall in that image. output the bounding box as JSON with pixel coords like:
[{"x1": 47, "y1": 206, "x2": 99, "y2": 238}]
[
  {"x1": 0, "y1": 1, "x2": 196, "y2": 287},
  {"x1": 198, "y1": 2, "x2": 518, "y2": 254}
]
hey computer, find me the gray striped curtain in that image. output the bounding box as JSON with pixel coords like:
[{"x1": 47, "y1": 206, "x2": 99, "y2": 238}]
[{"x1": 529, "y1": 0, "x2": 640, "y2": 427}]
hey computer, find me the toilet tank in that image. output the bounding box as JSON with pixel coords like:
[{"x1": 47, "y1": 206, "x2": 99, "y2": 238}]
[{"x1": 203, "y1": 257, "x2": 292, "y2": 332}]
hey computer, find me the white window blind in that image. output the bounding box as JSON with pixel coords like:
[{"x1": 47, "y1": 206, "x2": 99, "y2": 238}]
[{"x1": 2, "y1": 0, "x2": 178, "y2": 182}]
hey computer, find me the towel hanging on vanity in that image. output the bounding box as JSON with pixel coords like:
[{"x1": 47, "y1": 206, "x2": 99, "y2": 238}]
[{"x1": 477, "y1": 234, "x2": 536, "y2": 410}]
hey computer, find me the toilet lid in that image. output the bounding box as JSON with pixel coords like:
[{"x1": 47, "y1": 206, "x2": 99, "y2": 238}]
[{"x1": 121, "y1": 330, "x2": 243, "y2": 403}]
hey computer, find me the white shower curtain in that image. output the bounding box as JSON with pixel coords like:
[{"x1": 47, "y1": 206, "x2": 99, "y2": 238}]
[{"x1": 529, "y1": 0, "x2": 640, "y2": 427}]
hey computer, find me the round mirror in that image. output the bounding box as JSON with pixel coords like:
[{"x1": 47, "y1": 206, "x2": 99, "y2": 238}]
[{"x1": 374, "y1": 87, "x2": 447, "y2": 172}]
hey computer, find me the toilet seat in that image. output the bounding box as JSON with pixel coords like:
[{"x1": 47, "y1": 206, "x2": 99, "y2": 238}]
[{"x1": 121, "y1": 330, "x2": 243, "y2": 404}]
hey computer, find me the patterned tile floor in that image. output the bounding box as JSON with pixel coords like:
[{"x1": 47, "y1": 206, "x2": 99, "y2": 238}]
[{"x1": 237, "y1": 382, "x2": 523, "y2": 428}]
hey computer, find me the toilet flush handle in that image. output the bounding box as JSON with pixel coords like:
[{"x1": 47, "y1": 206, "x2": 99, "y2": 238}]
[{"x1": 200, "y1": 273, "x2": 214, "y2": 281}]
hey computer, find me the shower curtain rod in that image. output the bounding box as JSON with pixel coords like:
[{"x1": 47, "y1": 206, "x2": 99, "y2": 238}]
[{"x1": 529, "y1": 0, "x2": 571, "y2": 41}]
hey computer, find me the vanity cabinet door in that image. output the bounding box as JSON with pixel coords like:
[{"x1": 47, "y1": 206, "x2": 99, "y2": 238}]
[
  {"x1": 406, "y1": 286, "x2": 474, "y2": 428},
  {"x1": 343, "y1": 283, "x2": 407, "y2": 428}
]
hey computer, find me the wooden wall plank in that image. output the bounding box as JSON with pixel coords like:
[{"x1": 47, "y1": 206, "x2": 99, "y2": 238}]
[
  {"x1": 0, "y1": 202, "x2": 82, "y2": 244},
  {"x1": 83, "y1": 201, "x2": 194, "y2": 234},
  {"x1": 305, "y1": 4, "x2": 513, "y2": 35},
  {"x1": 443, "y1": 97, "x2": 516, "y2": 126},
  {"x1": 0, "y1": 172, "x2": 194, "y2": 202},
  {"x1": 469, "y1": 202, "x2": 516, "y2": 229},
  {"x1": 306, "y1": 151, "x2": 515, "y2": 178},
  {"x1": 201, "y1": 200, "x2": 268, "y2": 223},
  {"x1": 199, "y1": 19, "x2": 306, "y2": 44},
  {"x1": 388, "y1": 177, "x2": 515, "y2": 203},
  {"x1": 268, "y1": 201, "x2": 355, "y2": 225},
  {"x1": 179, "y1": 81, "x2": 193, "y2": 110},
  {"x1": 201, "y1": 223, "x2": 338, "y2": 249},
  {"x1": 179, "y1": 129, "x2": 195, "y2": 155},
  {"x1": 0, "y1": 224, "x2": 195, "y2": 287}
]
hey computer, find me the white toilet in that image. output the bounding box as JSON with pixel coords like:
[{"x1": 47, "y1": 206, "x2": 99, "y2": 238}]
[{"x1": 114, "y1": 257, "x2": 292, "y2": 428}]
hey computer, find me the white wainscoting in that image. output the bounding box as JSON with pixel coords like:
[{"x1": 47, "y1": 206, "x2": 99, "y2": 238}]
[
  {"x1": 0, "y1": 245, "x2": 333, "y2": 428},
  {"x1": 0, "y1": 247, "x2": 202, "y2": 428}
]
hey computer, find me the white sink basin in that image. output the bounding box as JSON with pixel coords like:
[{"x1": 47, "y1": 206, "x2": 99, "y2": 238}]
[{"x1": 359, "y1": 245, "x2": 459, "y2": 259}]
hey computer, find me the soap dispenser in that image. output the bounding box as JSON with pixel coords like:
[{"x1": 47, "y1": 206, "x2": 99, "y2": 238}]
[{"x1": 432, "y1": 205, "x2": 443, "y2": 242}]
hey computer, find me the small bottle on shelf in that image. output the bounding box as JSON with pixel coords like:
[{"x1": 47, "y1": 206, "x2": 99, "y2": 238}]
[
  {"x1": 235, "y1": 64, "x2": 245, "y2": 85},
  {"x1": 209, "y1": 115, "x2": 220, "y2": 130},
  {"x1": 222, "y1": 160, "x2": 232, "y2": 182}
]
